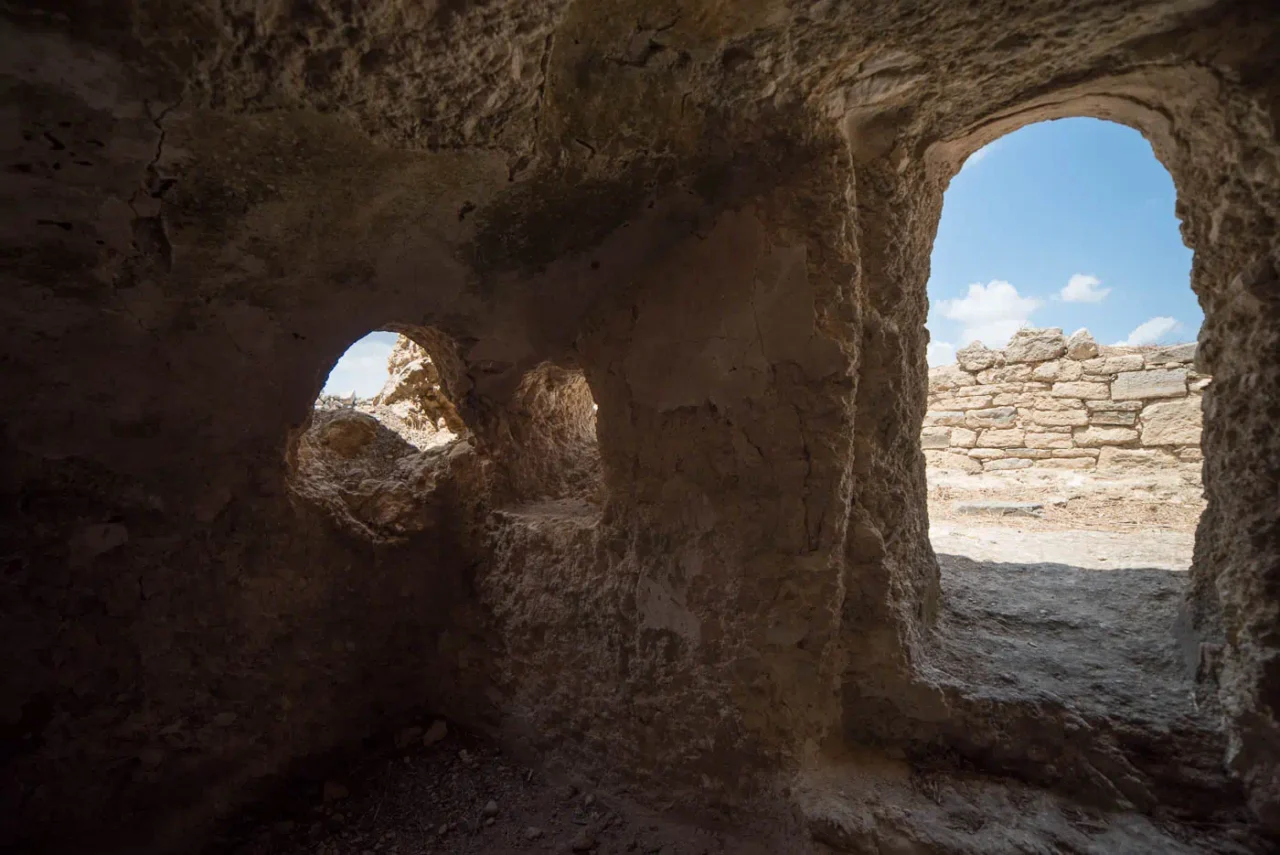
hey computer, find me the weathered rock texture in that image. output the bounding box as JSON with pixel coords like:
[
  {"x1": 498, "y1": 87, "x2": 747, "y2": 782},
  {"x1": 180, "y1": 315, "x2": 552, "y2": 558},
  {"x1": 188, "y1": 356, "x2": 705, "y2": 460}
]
[
  {"x1": 925, "y1": 328, "x2": 1205, "y2": 476},
  {"x1": 1, "y1": 1, "x2": 1279, "y2": 853}
]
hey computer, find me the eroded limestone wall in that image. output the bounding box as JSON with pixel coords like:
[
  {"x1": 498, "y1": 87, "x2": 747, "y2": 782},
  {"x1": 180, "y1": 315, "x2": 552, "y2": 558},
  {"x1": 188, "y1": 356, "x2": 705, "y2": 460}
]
[{"x1": 923, "y1": 328, "x2": 1205, "y2": 478}]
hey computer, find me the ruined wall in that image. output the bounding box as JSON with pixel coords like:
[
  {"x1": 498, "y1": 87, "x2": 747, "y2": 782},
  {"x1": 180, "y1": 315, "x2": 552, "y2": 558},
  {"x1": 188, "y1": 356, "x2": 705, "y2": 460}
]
[{"x1": 923, "y1": 328, "x2": 1205, "y2": 477}]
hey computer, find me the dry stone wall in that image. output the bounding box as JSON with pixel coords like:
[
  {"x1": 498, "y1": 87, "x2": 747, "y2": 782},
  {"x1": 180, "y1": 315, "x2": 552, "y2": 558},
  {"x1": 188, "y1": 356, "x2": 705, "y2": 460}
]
[{"x1": 923, "y1": 328, "x2": 1205, "y2": 477}]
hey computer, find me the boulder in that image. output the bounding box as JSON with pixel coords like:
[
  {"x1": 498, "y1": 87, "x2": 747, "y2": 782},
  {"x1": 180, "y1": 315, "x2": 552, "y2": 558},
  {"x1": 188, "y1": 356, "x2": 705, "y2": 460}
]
[
  {"x1": 1140, "y1": 396, "x2": 1203, "y2": 446},
  {"x1": 1065, "y1": 329, "x2": 1099, "y2": 360},
  {"x1": 956, "y1": 342, "x2": 1000, "y2": 372},
  {"x1": 1112, "y1": 368, "x2": 1187, "y2": 400},
  {"x1": 1004, "y1": 327, "x2": 1068, "y2": 364},
  {"x1": 316, "y1": 412, "x2": 380, "y2": 458}
]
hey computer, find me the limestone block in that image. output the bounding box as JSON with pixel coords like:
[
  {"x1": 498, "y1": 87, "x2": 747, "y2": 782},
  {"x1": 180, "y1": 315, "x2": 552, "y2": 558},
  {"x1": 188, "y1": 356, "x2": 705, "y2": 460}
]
[
  {"x1": 1190, "y1": 376, "x2": 1211, "y2": 392},
  {"x1": 921, "y1": 426, "x2": 952, "y2": 449},
  {"x1": 956, "y1": 342, "x2": 1000, "y2": 371},
  {"x1": 929, "y1": 364, "x2": 977, "y2": 390},
  {"x1": 1065, "y1": 329, "x2": 1099, "y2": 360},
  {"x1": 1027, "y1": 408, "x2": 1089, "y2": 427},
  {"x1": 985, "y1": 457, "x2": 1034, "y2": 470},
  {"x1": 968, "y1": 448, "x2": 1005, "y2": 459},
  {"x1": 956, "y1": 383, "x2": 1019, "y2": 396},
  {"x1": 1074, "y1": 426, "x2": 1140, "y2": 447},
  {"x1": 1050, "y1": 381, "x2": 1111, "y2": 400},
  {"x1": 1041, "y1": 456, "x2": 1096, "y2": 469},
  {"x1": 1085, "y1": 399, "x2": 1142, "y2": 412},
  {"x1": 1112, "y1": 368, "x2": 1186, "y2": 400},
  {"x1": 1009, "y1": 449, "x2": 1053, "y2": 459},
  {"x1": 992, "y1": 393, "x2": 1038, "y2": 406},
  {"x1": 949, "y1": 427, "x2": 978, "y2": 448},
  {"x1": 924, "y1": 411, "x2": 966, "y2": 427},
  {"x1": 1031, "y1": 396, "x2": 1086, "y2": 411},
  {"x1": 932, "y1": 396, "x2": 993, "y2": 411},
  {"x1": 925, "y1": 451, "x2": 982, "y2": 473},
  {"x1": 1025, "y1": 432, "x2": 1074, "y2": 449},
  {"x1": 965, "y1": 407, "x2": 1018, "y2": 428},
  {"x1": 1031, "y1": 360, "x2": 1083, "y2": 382},
  {"x1": 1081, "y1": 355, "x2": 1144, "y2": 375},
  {"x1": 1178, "y1": 447, "x2": 1204, "y2": 462},
  {"x1": 976, "y1": 428, "x2": 1025, "y2": 447},
  {"x1": 1004, "y1": 327, "x2": 1067, "y2": 364},
  {"x1": 1097, "y1": 447, "x2": 1180, "y2": 473},
  {"x1": 1146, "y1": 342, "x2": 1197, "y2": 364},
  {"x1": 1140, "y1": 396, "x2": 1203, "y2": 446},
  {"x1": 1089, "y1": 409, "x2": 1138, "y2": 426},
  {"x1": 977, "y1": 364, "x2": 1033, "y2": 384},
  {"x1": 1052, "y1": 448, "x2": 1100, "y2": 458}
]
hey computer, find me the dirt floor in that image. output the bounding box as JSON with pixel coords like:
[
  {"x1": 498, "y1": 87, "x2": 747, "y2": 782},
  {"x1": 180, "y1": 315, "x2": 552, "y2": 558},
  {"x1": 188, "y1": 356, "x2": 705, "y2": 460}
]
[
  {"x1": 216, "y1": 724, "x2": 795, "y2": 855},
  {"x1": 218, "y1": 467, "x2": 1233, "y2": 854}
]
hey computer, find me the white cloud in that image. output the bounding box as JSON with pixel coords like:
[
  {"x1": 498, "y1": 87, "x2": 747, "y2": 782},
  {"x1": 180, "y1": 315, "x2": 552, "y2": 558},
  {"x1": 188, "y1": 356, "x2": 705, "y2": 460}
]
[
  {"x1": 959, "y1": 140, "x2": 1001, "y2": 172},
  {"x1": 1059, "y1": 273, "x2": 1111, "y2": 303},
  {"x1": 323, "y1": 335, "x2": 396, "y2": 397},
  {"x1": 1116, "y1": 316, "x2": 1182, "y2": 347},
  {"x1": 927, "y1": 341, "x2": 956, "y2": 367},
  {"x1": 936, "y1": 280, "x2": 1042, "y2": 348}
]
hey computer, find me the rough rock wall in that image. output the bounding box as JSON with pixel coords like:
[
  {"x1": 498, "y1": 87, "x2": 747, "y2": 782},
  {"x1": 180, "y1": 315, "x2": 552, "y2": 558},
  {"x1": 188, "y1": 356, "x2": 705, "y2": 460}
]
[
  {"x1": 923, "y1": 328, "x2": 1205, "y2": 476},
  {"x1": 2, "y1": 0, "x2": 1279, "y2": 851}
]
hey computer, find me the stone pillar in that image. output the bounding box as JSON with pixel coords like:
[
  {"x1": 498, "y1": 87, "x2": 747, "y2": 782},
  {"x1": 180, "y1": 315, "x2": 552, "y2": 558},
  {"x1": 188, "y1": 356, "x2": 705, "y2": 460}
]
[{"x1": 572, "y1": 143, "x2": 861, "y2": 779}]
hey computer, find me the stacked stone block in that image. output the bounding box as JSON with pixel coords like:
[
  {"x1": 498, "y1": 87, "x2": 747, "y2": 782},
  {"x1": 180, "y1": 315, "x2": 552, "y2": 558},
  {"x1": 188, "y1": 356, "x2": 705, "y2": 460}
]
[{"x1": 923, "y1": 328, "x2": 1205, "y2": 476}]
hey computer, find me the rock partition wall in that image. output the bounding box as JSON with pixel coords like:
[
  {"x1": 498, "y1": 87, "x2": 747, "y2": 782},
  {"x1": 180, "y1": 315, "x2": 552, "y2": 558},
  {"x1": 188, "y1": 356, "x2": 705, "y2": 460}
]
[{"x1": 923, "y1": 328, "x2": 1205, "y2": 478}]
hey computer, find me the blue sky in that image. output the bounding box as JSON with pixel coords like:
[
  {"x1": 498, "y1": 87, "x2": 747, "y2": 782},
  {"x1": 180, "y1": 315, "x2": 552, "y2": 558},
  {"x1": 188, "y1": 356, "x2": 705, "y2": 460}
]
[
  {"x1": 323, "y1": 330, "x2": 398, "y2": 397},
  {"x1": 325, "y1": 118, "x2": 1198, "y2": 395},
  {"x1": 926, "y1": 117, "x2": 1199, "y2": 365}
]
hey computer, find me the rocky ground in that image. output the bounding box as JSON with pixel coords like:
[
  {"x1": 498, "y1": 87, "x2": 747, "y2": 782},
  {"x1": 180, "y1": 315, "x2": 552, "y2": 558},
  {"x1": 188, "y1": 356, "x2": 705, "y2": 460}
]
[
  {"x1": 216, "y1": 722, "x2": 793, "y2": 855},
  {"x1": 316, "y1": 394, "x2": 459, "y2": 452},
  {"x1": 218, "y1": 466, "x2": 1241, "y2": 855}
]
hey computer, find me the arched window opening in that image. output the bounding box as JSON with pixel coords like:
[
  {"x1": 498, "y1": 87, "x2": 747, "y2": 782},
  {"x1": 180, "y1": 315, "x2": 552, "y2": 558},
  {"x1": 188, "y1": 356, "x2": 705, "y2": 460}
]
[
  {"x1": 316, "y1": 330, "x2": 464, "y2": 451},
  {"x1": 920, "y1": 118, "x2": 1211, "y2": 735},
  {"x1": 290, "y1": 328, "x2": 470, "y2": 541}
]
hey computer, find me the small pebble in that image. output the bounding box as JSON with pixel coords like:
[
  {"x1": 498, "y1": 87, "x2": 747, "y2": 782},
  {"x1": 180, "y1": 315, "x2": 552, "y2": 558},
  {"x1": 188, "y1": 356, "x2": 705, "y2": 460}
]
[
  {"x1": 483, "y1": 800, "x2": 499, "y2": 817},
  {"x1": 423, "y1": 719, "x2": 448, "y2": 747},
  {"x1": 525, "y1": 826, "x2": 544, "y2": 841}
]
